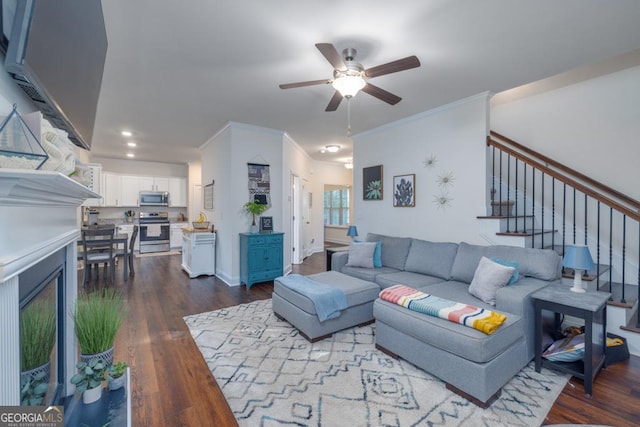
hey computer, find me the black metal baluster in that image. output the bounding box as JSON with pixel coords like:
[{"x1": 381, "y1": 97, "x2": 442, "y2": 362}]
[
  {"x1": 523, "y1": 163, "x2": 527, "y2": 233},
  {"x1": 515, "y1": 159, "x2": 519, "y2": 232},
  {"x1": 584, "y1": 194, "x2": 588, "y2": 246},
  {"x1": 506, "y1": 154, "x2": 511, "y2": 232},
  {"x1": 637, "y1": 224, "x2": 640, "y2": 328},
  {"x1": 491, "y1": 146, "x2": 496, "y2": 210},
  {"x1": 531, "y1": 167, "x2": 536, "y2": 248},
  {"x1": 562, "y1": 183, "x2": 566, "y2": 266},
  {"x1": 596, "y1": 201, "x2": 601, "y2": 291},
  {"x1": 551, "y1": 177, "x2": 556, "y2": 253},
  {"x1": 573, "y1": 188, "x2": 577, "y2": 244},
  {"x1": 621, "y1": 215, "x2": 626, "y2": 304},
  {"x1": 609, "y1": 207, "x2": 613, "y2": 299},
  {"x1": 541, "y1": 172, "x2": 545, "y2": 249},
  {"x1": 499, "y1": 151, "x2": 503, "y2": 216}
]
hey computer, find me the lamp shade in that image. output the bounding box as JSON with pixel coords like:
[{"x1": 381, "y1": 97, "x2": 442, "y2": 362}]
[
  {"x1": 332, "y1": 75, "x2": 366, "y2": 98},
  {"x1": 346, "y1": 225, "x2": 358, "y2": 238},
  {"x1": 562, "y1": 245, "x2": 595, "y2": 270}
]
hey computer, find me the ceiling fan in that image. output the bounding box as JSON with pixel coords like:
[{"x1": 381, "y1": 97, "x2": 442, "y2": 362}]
[{"x1": 279, "y1": 43, "x2": 421, "y2": 112}]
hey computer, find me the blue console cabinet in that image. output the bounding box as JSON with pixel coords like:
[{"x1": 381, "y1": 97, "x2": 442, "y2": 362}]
[{"x1": 239, "y1": 232, "x2": 284, "y2": 289}]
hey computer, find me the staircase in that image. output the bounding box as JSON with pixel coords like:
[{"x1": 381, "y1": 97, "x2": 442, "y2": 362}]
[{"x1": 480, "y1": 131, "x2": 640, "y2": 355}]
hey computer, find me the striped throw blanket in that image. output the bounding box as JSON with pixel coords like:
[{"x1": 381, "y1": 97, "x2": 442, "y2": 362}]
[{"x1": 379, "y1": 284, "x2": 507, "y2": 335}]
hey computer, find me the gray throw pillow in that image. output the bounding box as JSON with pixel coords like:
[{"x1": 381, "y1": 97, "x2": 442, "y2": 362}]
[
  {"x1": 345, "y1": 242, "x2": 377, "y2": 269},
  {"x1": 468, "y1": 256, "x2": 515, "y2": 306}
]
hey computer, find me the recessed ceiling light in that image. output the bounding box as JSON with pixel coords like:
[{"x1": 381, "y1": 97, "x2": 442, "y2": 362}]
[
  {"x1": 127, "y1": 142, "x2": 137, "y2": 147},
  {"x1": 325, "y1": 145, "x2": 340, "y2": 153},
  {"x1": 121, "y1": 130, "x2": 132, "y2": 137},
  {"x1": 126, "y1": 153, "x2": 134, "y2": 158}
]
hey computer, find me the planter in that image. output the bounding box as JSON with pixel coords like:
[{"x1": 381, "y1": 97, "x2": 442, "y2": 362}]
[
  {"x1": 108, "y1": 375, "x2": 126, "y2": 391},
  {"x1": 491, "y1": 200, "x2": 515, "y2": 217},
  {"x1": 82, "y1": 384, "x2": 103, "y2": 404},
  {"x1": 81, "y1": 347, "x2": 114, "y2": 368},
  {"x1": 21, "y1": 360, "x2": 51, "y2": 384},
  {"x1": 249, "y1": 225, "x2": 259, "y2": 234}
]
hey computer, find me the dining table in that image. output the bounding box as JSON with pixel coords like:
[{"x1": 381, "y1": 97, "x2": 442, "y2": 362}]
[{"x1": 78, "y1": 230, "x2": 130, "y2": 281}]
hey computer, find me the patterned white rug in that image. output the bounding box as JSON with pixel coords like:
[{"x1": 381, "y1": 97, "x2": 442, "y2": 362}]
[{"x1": 184, "y1": 299, "x2": 568, "y2": 427}]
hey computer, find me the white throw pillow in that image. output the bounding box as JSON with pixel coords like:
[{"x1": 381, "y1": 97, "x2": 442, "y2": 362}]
[
  {"x1": 468, "y1": 256, "x2": 516, "y2": 306},
  {"x1": 345, "y1": 242, "x2": 377, "y2": 269}
]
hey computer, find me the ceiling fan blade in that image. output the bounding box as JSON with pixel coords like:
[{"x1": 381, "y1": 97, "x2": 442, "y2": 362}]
[
  {"x1": 325, "y1": 91, "x2": 343, "y2": 111},
  {"x1": 315, "y1": 43, "x2": 347, "y2": 70},
  {"x1": 364, "y1": 55, "x2": 421, "y2": 79},
  {"x1": 362, "y1": 83, "x2": 402, "y2": 105},
  {"x1": 279, "y1": 79, "x2": 331, "y2": 89}
]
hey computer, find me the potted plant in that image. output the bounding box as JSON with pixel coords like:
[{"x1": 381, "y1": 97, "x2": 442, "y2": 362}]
[
  {"x1": 20, "y1": 299, "x2": 56, "y2": 385},
  {"x1": 70, "y1": 358, "x2": 106, "y2": 404},
  {"x1": 72, "y1": 288, "x2": 127, "y2": 367},
  {"x1": 105, "y1": 361, "x2": 128, "y2": 391},
  {"x1": 20, "y1": 370, "x2": 48, "y2": 406},
  {"x1": 243, "y1": 200, "x2": 268, "y2": 233}
]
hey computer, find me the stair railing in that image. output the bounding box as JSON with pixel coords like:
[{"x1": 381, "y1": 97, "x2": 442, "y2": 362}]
[{"x1": 488, "y1": 131, "x2": 640, "y2": 322}]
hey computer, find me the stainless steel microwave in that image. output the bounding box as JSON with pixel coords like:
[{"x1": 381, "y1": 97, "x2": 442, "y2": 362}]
[{"x1": 139, "y1": 191, "x2": 169, "y2": 206}]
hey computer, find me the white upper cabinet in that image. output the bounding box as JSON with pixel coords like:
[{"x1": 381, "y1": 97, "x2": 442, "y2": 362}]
[
  {"x1": 169, "y1": 177, "x2": 187, "y2": 206},
  {"x1": 120, "y1": 175, "x2": 140, "y2": 207},
  {"x1": 100, "y1": 172, "x2": 186, "y2": 207},
  {"x1": 140, "y1": 176, "x2": 169, "y2": 192}
]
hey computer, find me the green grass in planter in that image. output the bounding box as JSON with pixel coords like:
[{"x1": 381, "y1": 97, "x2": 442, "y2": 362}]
[
  {"x1": 73, "y1": 288, "x2": 126, "y2": 355},
  {"x1": 21, "y1": 299, "x2": 56, "y2": 371}
]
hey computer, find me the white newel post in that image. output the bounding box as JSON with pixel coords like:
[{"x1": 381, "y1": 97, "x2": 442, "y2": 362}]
[{"x1": 0, "y1": 170, "x2": 98, "y2": 405}]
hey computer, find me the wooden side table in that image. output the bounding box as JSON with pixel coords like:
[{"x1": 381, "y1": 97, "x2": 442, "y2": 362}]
[
  {"x1": 325, "y1": 246, "x2": 350, "y2": 271},
  {"x1": 533, "y1": 283, "x2": 610, "y2": 396}
]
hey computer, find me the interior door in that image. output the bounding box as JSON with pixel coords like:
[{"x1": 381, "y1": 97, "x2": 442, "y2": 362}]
[
  {"x1": 301, "y1": 179, "x2": 311, "y2": 258},
  {"x1": 291, "y1": 174, "x2": 302, "y2": 264}
]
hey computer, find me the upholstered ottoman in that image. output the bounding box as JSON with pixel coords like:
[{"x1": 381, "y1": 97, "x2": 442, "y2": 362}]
[{"x1": 273, "y1": 271, "x2": 380, "y2": 342}]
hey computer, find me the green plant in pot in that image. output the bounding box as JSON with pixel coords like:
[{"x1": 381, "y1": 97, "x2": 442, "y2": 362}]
[
  {"x1": 73, "y1": 288, "x2": 126, "y2": 367},
  {"x1": 70, "y1": 358, "x2": 106, "y2": 404},
  {"x1": 243, "y1": 200, "x2": 268, "y2": 233},
  {"x1": 105, "y1": 361, "x2": 128, "y2": 391},
  {"x1": 20, "y1": 370, "x2": 48, "y2": 406},
  {"x1": 21, "y1": 299, "x2": 56, "y2": 379}
]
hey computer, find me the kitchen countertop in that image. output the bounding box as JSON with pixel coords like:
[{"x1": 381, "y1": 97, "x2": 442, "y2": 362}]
[{"x1": 182, "y1": 227, "x2": 216, "y2": 234}]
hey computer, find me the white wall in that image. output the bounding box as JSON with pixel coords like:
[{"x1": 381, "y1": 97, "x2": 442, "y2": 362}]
[
  {"x1": 352, "y1": 93, "x2": 491, "y2": 244},
  {"x1": 492, "y1": 65, "x2": 640, "y2": 200},
  {"x1": 315, "y1": 163, "x2": 353, "y2": 245},
  {"x1": 92, "y1": 157, "x2": 187, "y2": 177},
  {"x1": 200, "y1": 122, "x2": 284, "y2": 285}
]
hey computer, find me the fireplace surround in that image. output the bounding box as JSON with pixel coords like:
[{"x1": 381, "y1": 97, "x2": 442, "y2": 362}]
[{"x1": 0, "y1": 169, "x2": 97, "y2": 405}]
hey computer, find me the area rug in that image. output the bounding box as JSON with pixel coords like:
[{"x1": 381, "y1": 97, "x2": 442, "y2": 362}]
[{"x1": 184, "y1": 299, "x2": 569, "y2": 427}]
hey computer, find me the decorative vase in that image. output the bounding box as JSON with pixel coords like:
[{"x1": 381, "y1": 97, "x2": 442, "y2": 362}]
[
  {"x1": 250, "y1": 224, "x2": 259, "y2": 234},
  {"x1": 108, "y1": 375, "x2": 126, "y2": 391},
  {"x1": 21, "y1": 360, "x2": 51, "y2": 384},
  {"x1": 82, "y1": 384, "x2": 102, "y2": 404},
  {"x1": 81, "y1": 347, "x2": 114, "y2": 368}
]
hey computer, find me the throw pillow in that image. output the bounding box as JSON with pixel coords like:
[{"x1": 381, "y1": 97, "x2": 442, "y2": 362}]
[
  {"x1": 468, "y1": 256, "x2": 515, "y2": 306},
  {"x1": 345, "y1": 242, "x2": 377, "y2": 269},
  {"x1": 372, "y1": 241, "x2": 382, "y2": 268},
  {"x1": 491, "y1": 258, "x2": 520, "y2": 285}
]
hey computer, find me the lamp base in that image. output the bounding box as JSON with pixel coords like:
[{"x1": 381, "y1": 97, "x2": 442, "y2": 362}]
[{"x1": 570, "y1": 271, "x2": 586, "y2": 293}]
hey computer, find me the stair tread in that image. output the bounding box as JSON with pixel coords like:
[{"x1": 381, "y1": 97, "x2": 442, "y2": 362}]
[
  {"x1": 599, "y1": 281, "x2": 638, "y2": 308},
  {"x1": 562, "y1": 264, "x2": 611, "y2": 281},
  {"x1": 620, "y1": 309, "x2": 640, "y2": 333},
  {"x1": 476, "y1": 215, "x2": 533, "y2": 219}
]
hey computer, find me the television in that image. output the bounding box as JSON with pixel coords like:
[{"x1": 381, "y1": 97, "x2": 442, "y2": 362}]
[{"x1": 3, "y1": 0, "x2": 108, "y2": 150}]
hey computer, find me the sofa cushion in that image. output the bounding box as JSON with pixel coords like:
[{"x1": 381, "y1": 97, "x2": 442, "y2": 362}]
[
  {"x1": 374, "y1": 290, "x2": 523, "y2": 364},
  {"x1": 491, "y1": 257, "x2": 520, "y2": 285},
  {"x1": 341, "y1": 265, "x2": 400, "y2": 283},
  {"x1": 404, "y1": 239, "x2": 458, "y2": 279},
  {"x1": 468, "y1": 257, "x2": 515, "y2": 306},
  {"x1": 345, "y1": 242, "x2": 377, "y2": 269},
  {"x1": 486, "y1": 245, "x2": 561, "y2": 281},
  {"x1": 366, "y1": 233, "x2": 413, "y2": 270},
  {"x1": 374, "y1": 271, "x2": 446, "y2": 289},
  {"x1": 450, "y1": 242, "x2": 488, "y2": 283}
]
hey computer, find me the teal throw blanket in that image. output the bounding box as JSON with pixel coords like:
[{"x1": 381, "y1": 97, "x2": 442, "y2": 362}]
[{"x1": 277, "y1": 274, "x2": 348, "y2": 322}]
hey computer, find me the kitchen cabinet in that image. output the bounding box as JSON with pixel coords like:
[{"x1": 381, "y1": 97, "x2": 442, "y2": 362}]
[
  {"x1": 239, "y1": 232, "x2": 284, "y2": 289},
  {"x1": 120, "y1": 175, "x2": 140, "y2": 207},
  {"x1": 170, "y1": 222, "x2": 187, "y2": 248},
  {"x1": 102, "y1": 172, "x2": 121, "y2": 206},
  {"x1": 139, "y1": 176, "x2": 169, "y2": 192},
  {"x1": 181, "y1": 229, "x2": 216, "y2": 278},
  {"x1": 169, "y1": 177, "x2": 187, "y2": 207}
]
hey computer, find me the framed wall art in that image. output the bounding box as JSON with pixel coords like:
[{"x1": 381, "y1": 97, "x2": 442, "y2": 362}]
[
  {"x1": 363, "y1": 165, "x2": 383, "y2": 200},
  {"x1": 393, "y1": 174, "x2": 415, "y2": 207},
  {"x1": 259, "y1": 216, "x2": 273, "y2": 233}
]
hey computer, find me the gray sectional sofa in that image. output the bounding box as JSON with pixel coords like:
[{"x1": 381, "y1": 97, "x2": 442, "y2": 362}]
[{"x1": 331, "y1": 233, "x2": 562, "y2": 407}]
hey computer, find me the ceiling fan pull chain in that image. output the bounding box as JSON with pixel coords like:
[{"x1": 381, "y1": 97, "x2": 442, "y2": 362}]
[{"x1": 347, "y1": 97, "x2": 351, "y2": 138}]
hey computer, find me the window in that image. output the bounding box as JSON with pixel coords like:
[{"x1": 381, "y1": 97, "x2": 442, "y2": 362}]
[{"x1": 324, "y1": 187, "x2": 350, "y2": 226}]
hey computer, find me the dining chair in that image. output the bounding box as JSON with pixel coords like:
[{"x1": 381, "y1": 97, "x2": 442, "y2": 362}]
[
  {"x1": 81, "y1": 227, "x2": 117, "y2": 284},
  {"x1": 116, "y1": 225, "x2": 139, "y2": 275}
]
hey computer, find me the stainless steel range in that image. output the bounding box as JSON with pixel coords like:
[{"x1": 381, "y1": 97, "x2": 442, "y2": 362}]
[{"x1": 139, "y1": 212, "x2": 170, "y2": 253}]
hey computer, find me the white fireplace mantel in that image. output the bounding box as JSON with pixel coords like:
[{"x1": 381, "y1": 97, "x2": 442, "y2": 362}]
[{"x1": 0, "y1": 169, "x2": 98, "y2": 405}]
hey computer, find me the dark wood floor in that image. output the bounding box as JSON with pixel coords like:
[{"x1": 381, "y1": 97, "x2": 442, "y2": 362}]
[{"x1": 87, "y1": 251, "x2": 640, "y2": 426}]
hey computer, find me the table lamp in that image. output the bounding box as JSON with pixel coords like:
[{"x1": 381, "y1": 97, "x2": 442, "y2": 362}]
[
  {"x1": 562, "y1": 245, "x2": 595, "y2": 293},
  {"x1": 347, "y1": 225, "x2": 358, "y2": 241}
]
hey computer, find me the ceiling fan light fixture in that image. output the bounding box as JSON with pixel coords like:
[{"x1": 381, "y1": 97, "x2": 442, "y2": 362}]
[
  {"x1": 332, "y1": 75, "x2": 366, "y2": 98},
  {"x1": 325, "y1": 145, "x2": 340, "y2": 153},
  {"x1": 344, "y1": 161, "x2": 353, "y2": 169}
]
